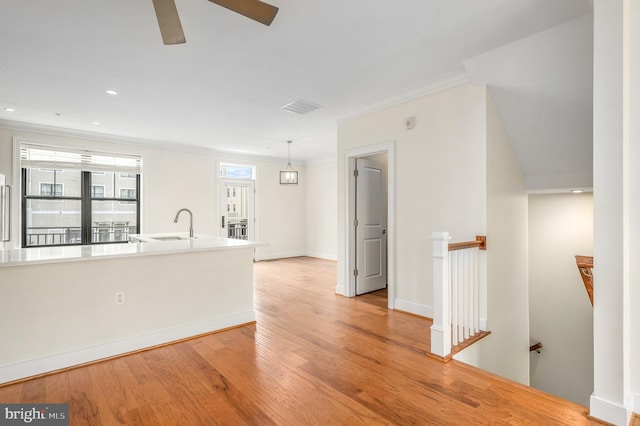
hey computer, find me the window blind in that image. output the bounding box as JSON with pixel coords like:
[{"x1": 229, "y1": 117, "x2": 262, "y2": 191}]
[{"x1": 20, "y1": 143, "x2": 142, "y2": 174}]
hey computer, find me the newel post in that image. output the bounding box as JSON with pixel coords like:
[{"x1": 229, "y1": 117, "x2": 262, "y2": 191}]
[{"x1": 431, "y1": 231, "x2": 452, "y2": 357}]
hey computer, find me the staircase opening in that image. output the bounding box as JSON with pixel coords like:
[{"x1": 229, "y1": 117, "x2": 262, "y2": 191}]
[{"x1": 428, "y1": 233, "x2": 491, "y2": 362}]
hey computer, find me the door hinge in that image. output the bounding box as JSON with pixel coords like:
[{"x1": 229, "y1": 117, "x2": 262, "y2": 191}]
[
  {"x1": 353, "y1": 169, "x2": 359, "y2": 177},
  {"x1": 354, "y1": 219, "x2": 358, "y2": 227},
  {"x1": 353, "y1": 268, "x2": 359, "y2": 277}
]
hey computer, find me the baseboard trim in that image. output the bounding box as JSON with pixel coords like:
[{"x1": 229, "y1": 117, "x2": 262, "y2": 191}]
[
  {"x1": 394, "y1": 299, "x2": 432, "y2": 318},
  {"x1": 0, "y1": 310, "x2": 255, "y2": 385},
  {"x1": 589, "y1": 393, "x2": 632, "y2": 426},
  {"x1": 304, "y1": 251, "x2": 338, "y2": 261},
  {"x1": 255, "y1": 252, "x2": 338, "y2": 262},
  {"x1": 255, "y1": 251, "x2": 306, "y2": 261},
  {"x1": 634, "y1": 393, "x2": 640, "y2": 417}
]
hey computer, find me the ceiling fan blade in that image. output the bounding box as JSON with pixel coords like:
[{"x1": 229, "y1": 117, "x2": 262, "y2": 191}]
[
  {"x1": 209, "y1": 0, "x2": 279, "y2": 26},
  {"x1": 152, "y1": 0, "x2": 186, "y2": 44}
]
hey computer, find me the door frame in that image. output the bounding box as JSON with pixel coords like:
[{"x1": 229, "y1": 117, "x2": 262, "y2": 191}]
[{"x1": 344, "y1": 141, "x2": 395, "y2": 309}]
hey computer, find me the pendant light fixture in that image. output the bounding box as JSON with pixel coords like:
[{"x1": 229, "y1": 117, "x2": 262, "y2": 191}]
[{"x1": 280, "y1": 140, "x2": 298, "y2": 185}]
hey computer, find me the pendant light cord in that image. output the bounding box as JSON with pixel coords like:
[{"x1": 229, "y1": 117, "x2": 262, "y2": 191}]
[{"x1": 287, "y1": 140, "x2": 293, "y2": 169}]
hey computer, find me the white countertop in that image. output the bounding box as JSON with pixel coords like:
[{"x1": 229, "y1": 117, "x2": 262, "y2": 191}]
[{"x1": 0, "y1": 234, "x2": 265, "y2": 268}]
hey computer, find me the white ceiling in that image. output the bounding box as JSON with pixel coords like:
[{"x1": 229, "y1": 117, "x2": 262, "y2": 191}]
[{"x1": 0, "y1": 0, "x2": 593, "y2": 180}]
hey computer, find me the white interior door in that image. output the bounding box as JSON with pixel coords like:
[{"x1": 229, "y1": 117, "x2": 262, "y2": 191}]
[
  {"x1": 355, "y1": 157, "x2": 387, "y2": 295},
  {"x1": 219, "y1": 179, "x2": 255, "y2": 241}
]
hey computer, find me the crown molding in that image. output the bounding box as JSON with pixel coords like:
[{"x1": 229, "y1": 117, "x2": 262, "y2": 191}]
[
  {"x1": 0, "y1": 118, "x2": 297, "y2": 165},
  {"x1": 337, "y1": 69, "x2": 471, "y2": 123},
  {"x1": 0, "y1": 118, "x2": 174, "y2": 149}
]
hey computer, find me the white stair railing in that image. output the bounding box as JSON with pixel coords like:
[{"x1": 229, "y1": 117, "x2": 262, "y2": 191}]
[
  {"x1": 430, "y1": 232, "x2": 486, "y2": 359},
  {"x1": 450, "y1": 244, "x2": 480, "y2": 345}
]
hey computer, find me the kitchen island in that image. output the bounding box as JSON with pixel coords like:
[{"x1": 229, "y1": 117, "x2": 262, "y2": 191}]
[{"x1": 0, "y1": 235, "x2": 263, "y2": 384}]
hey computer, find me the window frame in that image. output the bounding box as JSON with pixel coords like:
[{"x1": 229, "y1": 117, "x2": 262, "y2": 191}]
[{"x1": 22, "y1": 169, "x2": 141, "y2": 248}]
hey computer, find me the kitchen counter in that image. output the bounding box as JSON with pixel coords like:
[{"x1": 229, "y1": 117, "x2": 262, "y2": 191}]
[
  {"x1": 0, "y1": 234, "x2": 264, "y2": 268},
  {"x1": 0, "y1": 234, "x2": 264, "y2": 384}
]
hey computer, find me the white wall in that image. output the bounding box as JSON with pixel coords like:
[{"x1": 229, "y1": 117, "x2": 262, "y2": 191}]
[
  {"x1": 337, "y1": 83, "x2": 487, "y2": 315},
  {"x1": 0, "y1": 127, "x2": 308, "y2": 259},
  {"x1": 255, "y1": 159, "x2": 306, "y2": 260},
  {"x1": 464, "y1": 13, "x2": 594, "y2": 192},
  {"x1": 591, "y1": 1, "x2": 634, "y2": 423},
  {"x1": 305, "y1": 159, "x2": 337, "y2": 260},
  {"x1": 454, "y1": 91, "x2": 530, "y2": 385},
  {"x1": 141, "y1": 147, "x2": 218, "y2": 235},
  {"x1": 630, "y1": 0, "x2": 640, "y2": 414},
  {"x1": 528, "y1": 193, "x2": 594, "y2": 406}
]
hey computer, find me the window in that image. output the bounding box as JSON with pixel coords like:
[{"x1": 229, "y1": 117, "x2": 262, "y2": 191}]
[
  {"x1": 40, "y1": 182, "x2": 63, "y2": 197},
  {"x1": 91, "y1": 185, "x2": 105, "y2": 198},
  {"x1": 120, "y1": 188, "x2": 136, "y2": 198},
  {"x1": 20, "y1": 143, "x2": 142, "y2": 248},
  {"x1": 219, "y1": 163, "x2": 255, "y2": 180},
  {"x1": 119, "y1": 188, "x2": 136, "y2": 205}
]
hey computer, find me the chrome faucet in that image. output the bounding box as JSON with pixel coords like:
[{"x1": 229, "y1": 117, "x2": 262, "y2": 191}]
[{"x1": 174, "y1": 208, "x2": 194, "y2": 238}]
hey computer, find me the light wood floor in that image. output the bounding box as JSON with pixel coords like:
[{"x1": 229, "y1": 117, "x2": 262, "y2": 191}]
[{"x1": 0, "y1": 257, "x2": 627, "y2": 425}]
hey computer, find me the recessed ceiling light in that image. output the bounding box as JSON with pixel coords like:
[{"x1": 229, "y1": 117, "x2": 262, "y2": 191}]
[
  {"x1": 105, "y1": 90, "x2": 118, "y2": 95},
  {"x1": 570, "y1": 189, "x2": 584, "y2": 193},
  {"x1": 92, "y1": 121, "x2": 101, "y2": 125},
  {"x1": 3, "y1": 107, "x2": 15, "y2": 112}
]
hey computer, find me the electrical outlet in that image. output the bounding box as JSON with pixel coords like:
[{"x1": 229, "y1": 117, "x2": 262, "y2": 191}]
[{"x1": 115, "y1": 291, "x2": 125, "y2": 305}]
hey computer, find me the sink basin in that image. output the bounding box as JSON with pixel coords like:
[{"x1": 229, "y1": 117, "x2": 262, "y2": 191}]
[
  {"x1": 151, "y1": 235, "x2": 196, "y2": 241},
  {"x1": 129, "y1": 233, "x2": 201, "y2": 243},
  {"x1": 152, "y1": 236, "x2": 185, "y2": 241}
]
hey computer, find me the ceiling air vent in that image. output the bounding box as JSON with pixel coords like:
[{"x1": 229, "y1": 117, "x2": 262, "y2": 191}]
[{"x1": 281, "y1": 99, "x2": 322, "y2": 115}]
